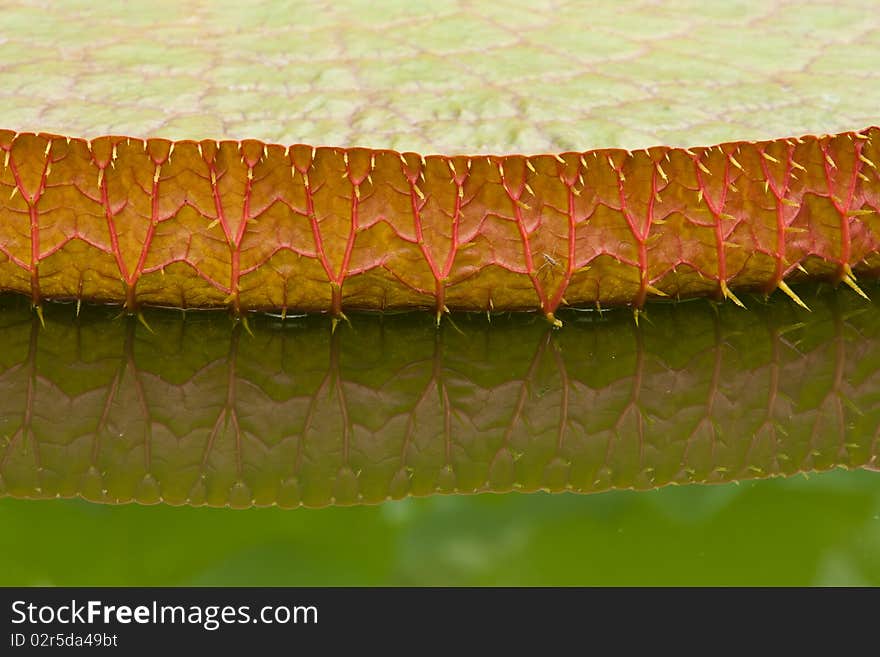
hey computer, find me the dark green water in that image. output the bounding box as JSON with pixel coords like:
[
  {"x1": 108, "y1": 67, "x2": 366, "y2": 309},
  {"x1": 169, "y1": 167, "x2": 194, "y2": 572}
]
[
  {"x1": 2, "y1": 472, "x2": 879, "y2": 585},
  {"x1": 1, "y1": 284, "x2": 878, "y2": 585}
]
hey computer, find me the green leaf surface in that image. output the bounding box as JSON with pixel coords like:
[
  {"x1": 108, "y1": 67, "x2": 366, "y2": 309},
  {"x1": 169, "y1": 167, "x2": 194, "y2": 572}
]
[{"x1": 1, "y1": 1, "x2": 878, "y2": 153}]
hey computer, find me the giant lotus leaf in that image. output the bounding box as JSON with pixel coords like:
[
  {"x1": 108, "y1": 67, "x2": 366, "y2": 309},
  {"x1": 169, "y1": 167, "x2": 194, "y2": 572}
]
[{"x1": 0, "y1": 1, "x2": 879, "y2": 320}]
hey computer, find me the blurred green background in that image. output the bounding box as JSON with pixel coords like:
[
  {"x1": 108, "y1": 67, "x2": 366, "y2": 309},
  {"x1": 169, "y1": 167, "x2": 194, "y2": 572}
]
[{"x1": 2, "y1": 469, "x2": 879, "y2": 586}]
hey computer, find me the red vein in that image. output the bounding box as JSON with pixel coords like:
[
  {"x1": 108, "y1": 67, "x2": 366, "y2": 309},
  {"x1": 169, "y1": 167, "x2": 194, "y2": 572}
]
[
  {"x1": 820, "y1": 138, "x2": 862, "y2": 278},
  {"x1": 694, "y1": 150, "x2": 731, "y2": 297},
  {"x1": 128, "y1": 159, "x2": 163, "y2": 309},
  {"x1": 332, "y1": 163, "x2": 361, "y2": 315},
  {"x1": 499, "y1": 160, "x2": 549, "y2": 316},
  {"x1": 300, "y1": 168, "x2": 335, "y2": 283},
  {"x1": 405, "y1": 160, "x2": 442, "y2": 310},
  {"x1": 548, "y1": 158, "x2": 580, "y2": 313},
  {"x1": 615, "y1": 157, "x2": 650, "y2": 308},
  {"x1": 6, "y1": 144, "x2": 51, "y2": 304},
  {"x1": 758, "y1": 142, "x2": 795, "y2": 292},
  {"x1": 97, "y1": 166, "x2": 130, "y2": 283}
]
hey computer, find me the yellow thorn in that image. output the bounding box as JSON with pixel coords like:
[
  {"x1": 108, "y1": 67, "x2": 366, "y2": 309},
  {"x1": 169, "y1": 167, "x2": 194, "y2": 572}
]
[
  {"x1": 842, "y1": 274, "x2": 870, "y2": 300},
  {"x1": 645, "y1": 284, "x2": 668, "y2": 297},
  {"x1": 656, "y1": 162, "x2": 668, "y2": 182},
  {"x1": 729, "y1": 154, "x2": 743, "y2": 170},
  {"x1": 859, "y1": 154, "x2": 877, "y2": 169},
  {"x1": 76, "y1": 298, "x2": 81, "y2": 317},
  {"x1": 34, "y1": 304, "x2": 45, "y2": 328},
  {"x1": 824, "y1": 153, "x2": 836, "y2": 169},
  {"x1": 697, "y1": 189, "x2": 703, "y2": 204},
  {"x1": 136, "y1": 311, "x2": 155, "y2": 334},
  {"x1": 434, "y1": 305, "x2": 450, "y2": 328},
  {"x1": 720, "y1": 280, "x2": 746, "y2": 308},
  {"x1": 633, "y1": 307, "x2": 641, "y2": 326},
  {"x1": 442, "y1": 313, "x2": 465, "y2": 336},
  {"x1": 330, "y1": 312, "x2": 351, "y2": 334},
  {"x1": 545, "y1": 312, "x2": 563, "y2": 328},
  {"x1": 796, "y1": 263, "x2": 808, "y2": 274},
  {"x1": 777, "y1": 321, "x2": 807, "y2": 337},
  {"x1": 780, "y1": 198, "x2": 799, "y2": 207},
  {"x1": 777, "y1": 280, "x2": 810, "y2": 311},
  {"x1": 697, "y1": 160, "x2": 711, "y2": 175},
  {"x1": 791, "y1": 160, "x2": 806, "y2": 172},
  {"x1": 761, "y1": 152, "x2": 779, "y2": 163},
  {"x1": 239, "y1": 314, "x2": 254, "y2": 337}
]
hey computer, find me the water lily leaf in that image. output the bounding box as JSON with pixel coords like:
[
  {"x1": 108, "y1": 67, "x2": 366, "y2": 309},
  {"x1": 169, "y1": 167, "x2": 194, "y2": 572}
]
[{"x1": 0, "y1": 2, "x2": 878, "y2": 315}]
